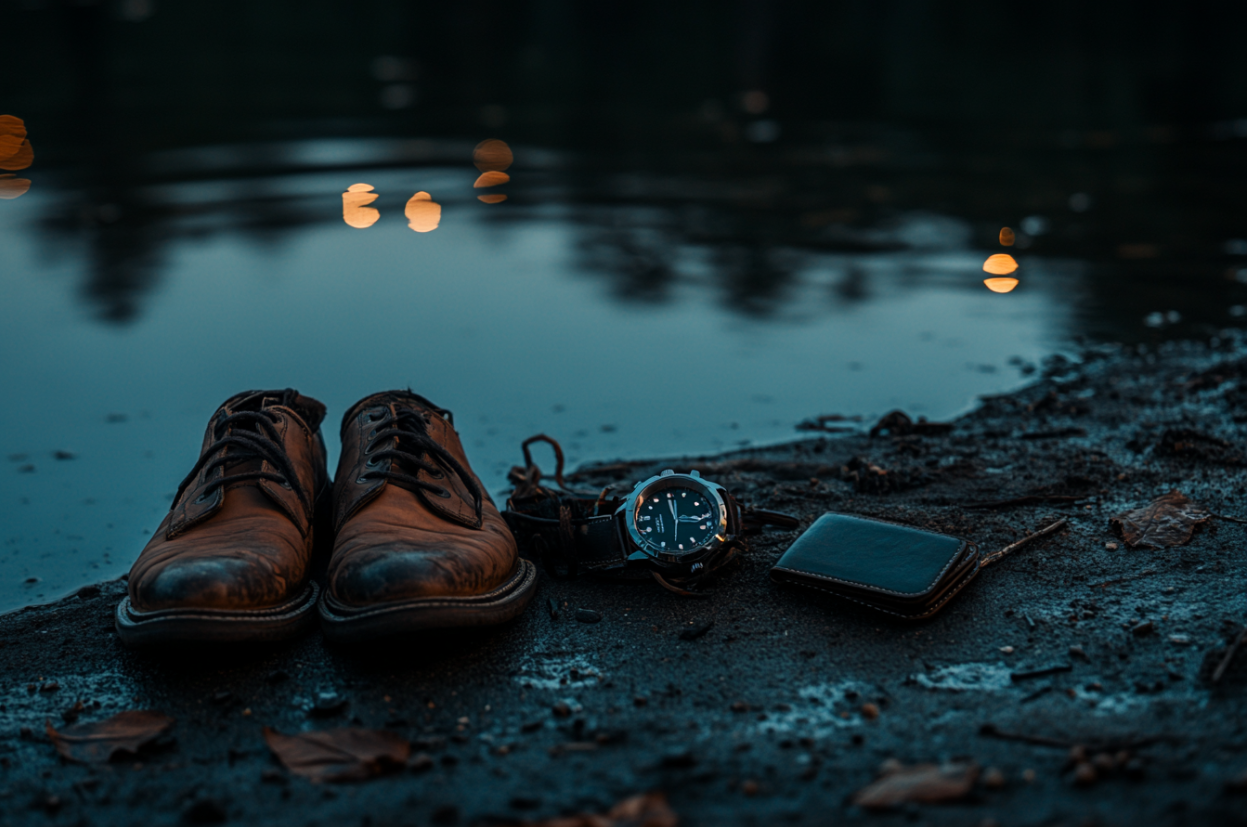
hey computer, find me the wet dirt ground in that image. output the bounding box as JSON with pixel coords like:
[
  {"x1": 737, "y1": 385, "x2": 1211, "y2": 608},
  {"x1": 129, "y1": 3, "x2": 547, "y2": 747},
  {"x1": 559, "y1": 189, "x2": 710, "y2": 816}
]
[{"x1": 2, "y1": 336, "x2": 1246, "y2": 827}]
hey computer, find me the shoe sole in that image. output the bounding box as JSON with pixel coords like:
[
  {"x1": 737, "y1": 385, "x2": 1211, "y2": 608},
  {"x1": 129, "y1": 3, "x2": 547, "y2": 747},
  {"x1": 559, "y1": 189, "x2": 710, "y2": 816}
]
[
  {"x1": 318, "y1": 559, "x2": 538, "y2": 643},
  {"x1": 115, "y1": 582, "x2": 320, "y2": 646}
]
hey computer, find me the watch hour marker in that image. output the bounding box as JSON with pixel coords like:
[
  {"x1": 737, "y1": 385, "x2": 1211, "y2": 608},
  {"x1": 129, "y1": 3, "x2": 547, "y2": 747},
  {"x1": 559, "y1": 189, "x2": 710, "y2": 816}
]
[
  {"x1": 678, "y1": 544, "x2": 684, "y2": 550},
  {"x1": 693, "y1": 501, "x2": 700, "y2": 506},
  {"x1": 660, "y1": 542, "x2": 666, "y2": 548}
]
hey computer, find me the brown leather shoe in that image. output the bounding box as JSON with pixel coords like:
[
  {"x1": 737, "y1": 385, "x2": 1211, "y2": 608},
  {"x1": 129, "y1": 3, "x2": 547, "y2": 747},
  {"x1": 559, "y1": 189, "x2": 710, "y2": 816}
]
[
  {"x1": 319, "y1": 391, "x2": 536, "y2": 642},
  {"x1": 115, "y1": 389, "x2": 330, "y2": 645}
]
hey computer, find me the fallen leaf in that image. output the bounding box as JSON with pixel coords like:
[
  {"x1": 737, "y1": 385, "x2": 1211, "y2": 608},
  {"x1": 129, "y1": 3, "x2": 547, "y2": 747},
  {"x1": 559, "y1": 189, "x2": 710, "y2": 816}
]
[
  {"x1": 520, "y1": 791, "x2": 677, "y2": 827},
  {"x1": 852, "y1": 761, "x2": 979, "y2": 809},
  {"x1": 1110, "y1": 490, "x2": 1210, "y2": 549},
  {"x1": 262, "y1": 726, "x2": 410, "y2": 783},
  {"x1": 46, "y1": 710, "x2": 173, "y2": 763}
]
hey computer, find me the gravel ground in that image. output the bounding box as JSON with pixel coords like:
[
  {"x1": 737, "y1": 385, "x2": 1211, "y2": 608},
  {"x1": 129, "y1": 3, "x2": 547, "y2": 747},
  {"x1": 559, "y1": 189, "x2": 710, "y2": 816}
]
[{"x1": 2, "y1": 336, "x2": 1246, "y2": 827}]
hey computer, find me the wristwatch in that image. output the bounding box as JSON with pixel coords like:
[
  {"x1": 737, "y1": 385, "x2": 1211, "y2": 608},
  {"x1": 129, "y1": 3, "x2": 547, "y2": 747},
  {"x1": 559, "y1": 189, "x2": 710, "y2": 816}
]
[{"x1": 504, "y1": 455, "x2": 798, "y2": 595}]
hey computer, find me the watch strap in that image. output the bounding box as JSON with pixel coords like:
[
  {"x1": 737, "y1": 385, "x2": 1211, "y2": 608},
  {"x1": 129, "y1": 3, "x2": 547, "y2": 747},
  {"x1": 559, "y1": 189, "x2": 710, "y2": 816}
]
[{"x1": 502, "y1": 508, "x2": 627, "y2": 578}]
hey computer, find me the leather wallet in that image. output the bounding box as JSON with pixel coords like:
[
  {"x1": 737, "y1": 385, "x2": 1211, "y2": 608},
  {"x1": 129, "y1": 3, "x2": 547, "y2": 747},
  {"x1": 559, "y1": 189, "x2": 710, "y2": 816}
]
[{"x1": 770, "y1": 513, "x2": 980, "y2": 619}]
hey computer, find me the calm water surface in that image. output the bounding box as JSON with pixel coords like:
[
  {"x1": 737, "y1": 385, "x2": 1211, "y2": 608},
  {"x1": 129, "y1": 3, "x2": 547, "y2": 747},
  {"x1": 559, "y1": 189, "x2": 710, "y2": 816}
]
[{"x1": 0, "y1": 134, "x2": 1240, "y2": 612}]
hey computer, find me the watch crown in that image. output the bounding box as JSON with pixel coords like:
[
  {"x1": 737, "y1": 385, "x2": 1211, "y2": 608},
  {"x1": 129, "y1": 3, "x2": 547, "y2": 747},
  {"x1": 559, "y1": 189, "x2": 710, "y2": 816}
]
[
  {"x1": 659, "y1": 469, "x2": 674, "y2": 477},
  {"x1": 690, "y1": 469, "x2": 701, "y2": 478}
]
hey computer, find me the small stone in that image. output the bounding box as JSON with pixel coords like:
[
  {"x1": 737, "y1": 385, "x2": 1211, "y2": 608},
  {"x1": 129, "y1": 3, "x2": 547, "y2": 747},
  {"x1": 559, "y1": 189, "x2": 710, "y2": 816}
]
[
  {"x1": 1069, "y1": 645, "x2": 1090, "y2": 661},
  {"x1": 76, "y1": 585, "x2": 101, "y2": 599},
  {"x1": 552, "y1": 702, "x2": 572, "y2": 718},
  {"x1": 1105, "y1": 541, "x2": 1119, "y2": 550},
  {"x1": 182, "y1": 797, "x2": 228, "y2": 824},
  {"x1": 982, "y1": 767, "x2": 1006, "y2": 789},
  {"x1": 660, "y1": 749, "x2": 696, "y2": 768},
  {"x1": 310, "y1": 692, "x2": 347, "y2": 716},
  {"x1": 430, "y1": 805, "x2": 459, "y2": 825},
  {"x1": 1073, "y1": 762, "x2": 1098, "y2": 785},
  {"x1": 741, "y1": 779, "x2": 759, "y2": 796},
  {"x1": 1168, "y1": 634, "x2": 1190, "y2": 645},
  {"x1": 999, "y1": 645, "x2": 1014, "y2": 654},
  {"x1": 730, "y1": 701, "x2": 749, "y2": 713},
  {"x1": 860, "y1": 703, "x2": 879, "y2": 720},
  {"x1": 1131, "y1": 620, "x2": 1154, "y2": 636},
  {"x1": 509, "y1": 796, "x2": 542, "y2": 810},
  {"x1": 633, "y1": 696, "x2": 648, "y2": 707},
  {"x1": 575, "y1": 608, "x2": 602, "y2": 624},
  {"x1": 679, "y1": 619, "x2": 714, "y2": 641},
  {"x1": 40, "y1": 682, "x2": 59, "y2": 693},
  {"x1": 53, "y1": 450, "x2": 76, "y2": 461}
]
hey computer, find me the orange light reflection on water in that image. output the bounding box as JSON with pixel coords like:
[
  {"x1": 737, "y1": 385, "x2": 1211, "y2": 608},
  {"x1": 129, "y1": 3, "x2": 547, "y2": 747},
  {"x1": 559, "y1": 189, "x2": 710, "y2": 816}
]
[
  {"x1": 999, "y1": 227, "x2": 1015, "y2": 246},
  {"x1": 342, "y1": 183, "x2": 380, "y2": 228},
  {"x1": 983, "y1": 278, "x2": 1020, "y2": 293},
  {"x1": 405, "y1": 191, "x2": 441, "y2": 232},
  {"x1": 983, "y1": 253, "x2": 1018, "y2": 275}
]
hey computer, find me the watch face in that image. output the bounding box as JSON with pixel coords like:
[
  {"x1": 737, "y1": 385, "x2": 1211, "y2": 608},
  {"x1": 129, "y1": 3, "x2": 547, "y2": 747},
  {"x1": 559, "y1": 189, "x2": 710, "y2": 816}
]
[{"x1": 633, "y1": 485, "x2": 719, "y2": 554}]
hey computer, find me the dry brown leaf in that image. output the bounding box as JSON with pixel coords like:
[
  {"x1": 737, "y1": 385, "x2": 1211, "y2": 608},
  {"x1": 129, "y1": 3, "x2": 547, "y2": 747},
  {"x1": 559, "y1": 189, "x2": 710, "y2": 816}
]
[
  {"x1": 852, "y1": 761, "x2": 979, "y2": 809},
  {"x1": 46, "y1": 710, "x2": 173, "y2": 763},
  {"x1": 262, "y1": 726, "x2": 410, "y2": 783},
  {"x1": 1110, "y1": 490, "x2": 1210, "y2": 549},
  {"x1": 521, "y1": 791, "x2": 677, "y2": 827}
]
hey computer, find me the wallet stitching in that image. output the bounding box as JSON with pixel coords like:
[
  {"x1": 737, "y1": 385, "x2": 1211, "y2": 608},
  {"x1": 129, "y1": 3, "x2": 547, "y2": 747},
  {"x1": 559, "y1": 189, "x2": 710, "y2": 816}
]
[
  {"x1": 774, "y1": 536, "x2": 968, "y2": 597},
  {"x1": 775, "y1": 561, "x2": 980, "y2": 619}
]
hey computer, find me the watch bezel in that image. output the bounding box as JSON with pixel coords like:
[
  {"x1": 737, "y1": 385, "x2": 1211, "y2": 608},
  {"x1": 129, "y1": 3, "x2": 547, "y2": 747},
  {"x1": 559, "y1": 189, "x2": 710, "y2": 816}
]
[{"x1": 620, "y1": 470, "x2": 730, "y2": 566}]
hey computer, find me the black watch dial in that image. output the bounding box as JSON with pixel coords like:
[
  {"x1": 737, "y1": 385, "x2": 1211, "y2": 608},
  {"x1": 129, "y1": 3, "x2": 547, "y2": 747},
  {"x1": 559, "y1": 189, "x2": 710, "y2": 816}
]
[{"x1": 634, "y1": 486, "x2": 718, "y2": 553}]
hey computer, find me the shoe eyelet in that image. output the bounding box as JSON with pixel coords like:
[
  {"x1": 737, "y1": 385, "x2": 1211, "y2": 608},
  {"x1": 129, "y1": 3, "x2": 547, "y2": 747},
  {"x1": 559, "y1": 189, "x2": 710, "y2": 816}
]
[
  {"x1": 436, "y1": 487, "x2": 452, "y2": 499},
  {"x1": 194, "y1": 492, "x2": 210, "y2": 504},
  {"x1": 356, "y1": 476, "x2": 371, "y2": 485},
  {"x1": 429, "y1": 469, "x2": 444, "y2": 480},
  {"x1": 365, "y1": 457, "x2": 381, "y2": 468},
  {"x1": 280, "y1": 480, "x2": 292, "y2": 490},
  {"x1": 368, "y1": 429, "x2": 377, "y2": 439}
]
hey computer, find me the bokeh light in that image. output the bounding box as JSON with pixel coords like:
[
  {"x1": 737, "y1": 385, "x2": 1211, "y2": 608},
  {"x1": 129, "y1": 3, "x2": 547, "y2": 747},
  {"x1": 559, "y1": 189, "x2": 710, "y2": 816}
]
[
  {"x1": 405, "y1": 191, "x2": 441, "y2": 232},
  {"x1": 473, "y1": 139, "x2": 513, "y2": 172},
  {"x1": 999, "y1": 227, "x2": 1015, "y2": 246},
  {"x1": 983, "y1": 278, "x2": 1019, "y2": 293},
  {"x1": 983, "y1": 253, "x2": 1019, "y2": 275},
  {"x1": 342, "y1": 183, "x2": 380, "y2": 229}
]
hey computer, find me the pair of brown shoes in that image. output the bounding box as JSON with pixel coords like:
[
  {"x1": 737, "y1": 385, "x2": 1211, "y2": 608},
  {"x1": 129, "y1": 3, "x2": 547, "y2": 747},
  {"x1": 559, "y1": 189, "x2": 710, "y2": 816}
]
[{"x1": 115, "y1": 389, "x2": 536, "y2": 646}]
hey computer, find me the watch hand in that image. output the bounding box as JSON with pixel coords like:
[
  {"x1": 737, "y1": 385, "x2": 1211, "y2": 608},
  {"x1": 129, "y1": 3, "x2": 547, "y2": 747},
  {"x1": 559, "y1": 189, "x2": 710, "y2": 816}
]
[{"x1": 668, "y1": 498, "x2": 678, "y2": 532}]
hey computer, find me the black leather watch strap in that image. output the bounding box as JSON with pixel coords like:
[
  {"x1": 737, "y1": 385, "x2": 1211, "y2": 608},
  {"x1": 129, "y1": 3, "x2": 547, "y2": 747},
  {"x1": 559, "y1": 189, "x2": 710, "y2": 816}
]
[{"x1": 503, "y1": 509, "x2": 626, "y2": 578}]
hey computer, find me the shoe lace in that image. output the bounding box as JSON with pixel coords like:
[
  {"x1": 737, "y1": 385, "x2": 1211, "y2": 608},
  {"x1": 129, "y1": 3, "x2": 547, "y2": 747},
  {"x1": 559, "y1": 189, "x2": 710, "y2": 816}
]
[
  {"x1": 174, "y1": 410, "x2": 312, "y2": 515},
  {"x1": 359, "y1": 407, "x2": 483, "y2": 521}
]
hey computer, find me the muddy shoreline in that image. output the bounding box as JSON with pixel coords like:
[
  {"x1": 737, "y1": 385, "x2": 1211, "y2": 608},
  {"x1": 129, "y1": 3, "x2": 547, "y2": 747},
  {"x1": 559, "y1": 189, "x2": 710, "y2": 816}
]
[{"x1": 2, "y1": 336, "x2": 1246, "y2": 826}]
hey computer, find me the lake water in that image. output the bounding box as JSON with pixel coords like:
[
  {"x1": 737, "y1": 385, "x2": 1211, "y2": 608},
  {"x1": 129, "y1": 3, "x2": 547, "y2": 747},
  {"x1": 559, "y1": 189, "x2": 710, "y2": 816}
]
[{"x1": 1, "y1": 129, "x2": 1242, "y2": 613}]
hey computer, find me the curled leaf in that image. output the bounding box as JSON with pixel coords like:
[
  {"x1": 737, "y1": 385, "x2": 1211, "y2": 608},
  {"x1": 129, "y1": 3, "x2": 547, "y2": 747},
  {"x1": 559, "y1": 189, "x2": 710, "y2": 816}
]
[
  {"x1": 0, "y1": 139, "x2": 33, "y2": 171},
  {"x1": 522, "y1": 792, "x2": 677, "y2": 827},
  {"x1": 262, "y1": 726, "x2": 410, "y2": 783},
  {"x1": 46, "y1": 710, "x2": 174, "y2": 763},
  {"x1": 1110, "y1": 490, "x2": 1210, "y2": 549},
  {"x1": 852, "y1": 761, "x2": 979, "y2": 809}
]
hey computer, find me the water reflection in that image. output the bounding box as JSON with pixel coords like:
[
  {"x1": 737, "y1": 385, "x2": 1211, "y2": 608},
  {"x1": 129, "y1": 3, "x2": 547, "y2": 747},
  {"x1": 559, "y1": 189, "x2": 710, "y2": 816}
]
[
  {"x1": 983, "y1": 277, "x2": 1020, "y2": 294},
  {"x1": 404, "y1": 190, "x2": 441, "y2": 232},
  {"x1": 472, "y1": 139, "x2": 512, "y2": 172},
  {"x1": 342, "y1": 183, "x2": 380, "y2": 228},
  {"x1": 0, "y1": 116, "x2": 33, "y2": 200},
  {"x1": 999, "y1": 227, "x2": 1015, "y2": 246},
  {"x1": 983, "y1": 254, "x2": 1018, "y2": 275}
]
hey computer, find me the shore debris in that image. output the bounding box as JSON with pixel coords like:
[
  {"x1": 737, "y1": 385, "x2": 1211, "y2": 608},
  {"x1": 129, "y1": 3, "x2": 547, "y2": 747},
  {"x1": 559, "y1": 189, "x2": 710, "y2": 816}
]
[
  {"x1": 262, "y1": 727, "x2": 410, "y2": 783},
  {"x1": 46, "y1": 710, "x2": 173, "y2": 763},
  {"x1": 851, "y1": 761, "x2": 979, "y2": 809},
  {"x1": 1110, "y1": 491, "x2": 1210, "y2": 549}
]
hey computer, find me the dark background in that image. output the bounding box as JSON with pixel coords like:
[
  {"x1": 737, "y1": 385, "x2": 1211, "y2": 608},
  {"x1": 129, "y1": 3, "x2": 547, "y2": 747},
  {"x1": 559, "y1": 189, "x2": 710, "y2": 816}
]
[{"x1": 3, "y1": 0, "x2": 1247, "y2": 333}]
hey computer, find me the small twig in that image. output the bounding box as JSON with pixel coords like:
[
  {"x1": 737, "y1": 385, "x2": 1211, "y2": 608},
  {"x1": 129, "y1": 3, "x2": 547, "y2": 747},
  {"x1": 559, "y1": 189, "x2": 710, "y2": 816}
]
[
  {"x1": 978, "y1": 723, "x2": 1168, "y2": 752},
  {"x1": 965, "y1": 495, "x2": 1083, "y2": 511},
  {"x1": 1213, "y1": 513, "x2": 1247, "y2": 524},
  {"x1": 981, "y1": 518, "x2": 1068, "y2": 568},
  {"x1": 1090, "y1": 569, "x2": 1157, "y2": 589},
  {"x1": 1212, "y1": 627, "x2": 1247, "y2": 684}
]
